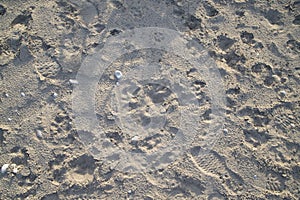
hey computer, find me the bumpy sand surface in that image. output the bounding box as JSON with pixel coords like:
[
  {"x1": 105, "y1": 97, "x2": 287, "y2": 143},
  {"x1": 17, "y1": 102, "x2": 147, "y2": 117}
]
[{"x1": 0, "y1": 0, "x2": 299, "y2": 199}]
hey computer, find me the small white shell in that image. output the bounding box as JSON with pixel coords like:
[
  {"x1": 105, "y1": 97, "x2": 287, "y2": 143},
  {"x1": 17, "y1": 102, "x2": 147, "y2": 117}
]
[
  {"x1": 1, "y1": 164, "x2": 10, "y2": 174},
  {"x1": 114, "y1": 70, "x2": 122, "y2": 80}
]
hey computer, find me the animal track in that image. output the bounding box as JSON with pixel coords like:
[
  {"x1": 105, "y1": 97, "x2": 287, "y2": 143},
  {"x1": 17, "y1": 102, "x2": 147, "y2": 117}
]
[
  {"x1": 243, "y1": 128, "x2": 271, "y2": 148},
  {"x1": 35, "y1": 57, "x2": 61, "y2": 79},
  {"x1": 37, "y1": 103, "x2": 73, "y2": 143},
  {"x1": 190, "y1": 149, "x2": 226, "y2": 178},
  {"x1": 190, "y1": 150, "x2": 246, "y2": 195},
  {"x1": 271, "y1": 105, "x2": 299, "y2": 132},
  {"x1": 266, "y1": 171, "x2": 285, "y2": 192}
]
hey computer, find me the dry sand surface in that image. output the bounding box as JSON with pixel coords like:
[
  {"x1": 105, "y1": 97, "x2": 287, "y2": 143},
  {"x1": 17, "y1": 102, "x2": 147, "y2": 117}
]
[{"x1": 0, "y1": 0, "x2": 299, "y2": 199}]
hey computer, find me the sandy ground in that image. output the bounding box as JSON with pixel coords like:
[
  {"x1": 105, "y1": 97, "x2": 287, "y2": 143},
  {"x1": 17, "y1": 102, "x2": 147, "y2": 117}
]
[{"x1": 0, "y1": 0, "x2": 299, "y2": 199}]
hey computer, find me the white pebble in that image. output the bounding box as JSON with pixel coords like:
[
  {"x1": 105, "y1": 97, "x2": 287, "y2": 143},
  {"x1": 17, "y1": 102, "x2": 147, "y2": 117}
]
[
  {"x1": 7, "y1": 117, "x2": 12, "y2": 121},
  {"x1": 223, "y1": 128, "x2": 228, "y2": 135},
  {"x1": 69, "y1": 79, "x2": 79, "y2": 84},
  {"x1": 4, "y1": 93, "x2": 9, "y2": 97},
  {"x1": 36, "y1": 130, "x2": 43, "y2": 138},
  {"x1": 20, "y1": 92, "x2": 26, "y2": 97},
  {"x1": 279, "y1": 90, "x2": 286, "y2": 97},
  {"x1": 1, "y1": 164, "x2": 10, "y2": 174},
  {"x1": 114, "y1": 70, "x2": 122, "y2": 80},
  {"x1": 131, "y1": 136, "x2": 139, "y2": 141},
  {"x1": 15, "y1": 109, "x2": 20, "y2": 116},
  {"x1": 52, "y1": 92, "x2": 58, "y2": 98}
]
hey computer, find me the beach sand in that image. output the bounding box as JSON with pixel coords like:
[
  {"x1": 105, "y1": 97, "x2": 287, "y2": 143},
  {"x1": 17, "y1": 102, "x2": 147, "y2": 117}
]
[{"x1": 0, "y1": 0, "x2": 299, "y2": 199}]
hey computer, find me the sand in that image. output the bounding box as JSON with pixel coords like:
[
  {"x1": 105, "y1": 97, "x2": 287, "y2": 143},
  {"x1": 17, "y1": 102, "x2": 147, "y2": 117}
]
[{"x1": 0, "y1": 0, "x2": 299, "y2": 199}]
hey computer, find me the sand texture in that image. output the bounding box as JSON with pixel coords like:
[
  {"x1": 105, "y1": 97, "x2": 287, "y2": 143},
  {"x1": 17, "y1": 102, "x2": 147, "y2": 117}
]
[{"x1": 0, "y1": 0, "x2": 299, "y2": 199}]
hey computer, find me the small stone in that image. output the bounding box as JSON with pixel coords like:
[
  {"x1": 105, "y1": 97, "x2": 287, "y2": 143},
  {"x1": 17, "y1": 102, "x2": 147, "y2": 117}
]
[
  {"x1": 114, "y1": 70, "x2": 122, "y2": 80},
  {"x1": 36, "y1": 130, "x2": 43, "y2": 139},
  {"x1": 52, "y1": 92, "x2": 58, "y2": 98},
  {"x1": 69, "y1": 79, "x2": 79, "y2": 84},
  {"x1": 223, "y1": 128, "x2": 228, "y2": 135},
  {"x1": 4, "y1": 93, "x2": 9, "y2": 97},
  {"x1": 7, "y1": 117, "x2": 12, "y2": 121},
  {"x1": 253, "y1": 175, "x2": 257, "y2": 179},
  {"x1": 20, "y1": 92, "x2": 26, "y2": 97},
  {"x1": 1, "y1": 164, "x2": 10, "y2": 174},
  {"x1": 131, "y1": 136, "x2": 139, "y2": 141},
  {"x1": 279, "y1": 90, "x2": 286, "y2": 97}
]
